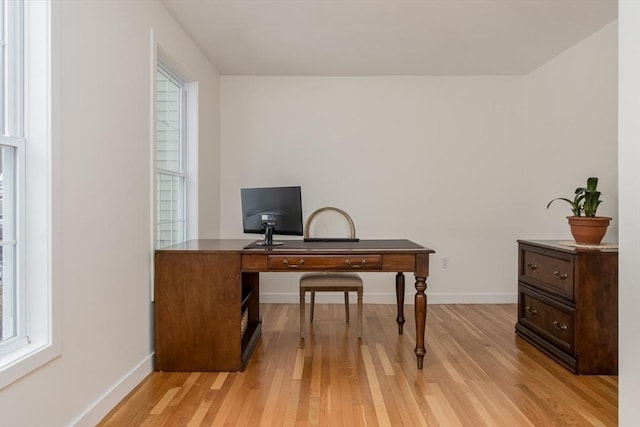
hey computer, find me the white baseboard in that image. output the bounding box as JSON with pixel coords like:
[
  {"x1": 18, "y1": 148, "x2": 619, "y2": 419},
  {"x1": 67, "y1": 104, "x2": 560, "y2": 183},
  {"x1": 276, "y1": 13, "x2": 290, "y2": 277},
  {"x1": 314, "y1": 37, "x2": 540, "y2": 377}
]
[
  {"x1": 261, "y1": 292, "x2": 517, "y2": 305},
  {"x1": 426, "y1": 293, "x2": 517, "y2": 304},
  {"x1": 70, "y1": 353, "x2": 154, "y2": 427}
]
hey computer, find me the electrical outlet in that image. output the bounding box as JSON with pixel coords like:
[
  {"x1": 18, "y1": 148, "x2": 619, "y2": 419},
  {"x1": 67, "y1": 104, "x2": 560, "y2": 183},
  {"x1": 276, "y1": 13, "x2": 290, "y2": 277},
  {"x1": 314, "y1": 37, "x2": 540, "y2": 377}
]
[{"x1": 442, "y1": 256, "x2": 449, "y2": 268}]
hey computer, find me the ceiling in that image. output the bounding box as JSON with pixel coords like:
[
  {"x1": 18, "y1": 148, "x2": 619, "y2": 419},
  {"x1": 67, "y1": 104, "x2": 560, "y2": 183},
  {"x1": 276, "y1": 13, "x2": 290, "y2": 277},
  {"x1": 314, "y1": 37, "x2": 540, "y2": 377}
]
[{"x1": 159, "y1": 0, "x2": 617, "y2": 76}]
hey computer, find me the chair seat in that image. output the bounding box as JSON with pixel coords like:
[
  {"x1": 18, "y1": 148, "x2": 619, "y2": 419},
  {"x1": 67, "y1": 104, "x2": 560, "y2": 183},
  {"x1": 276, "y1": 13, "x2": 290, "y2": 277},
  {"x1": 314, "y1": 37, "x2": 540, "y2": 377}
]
[
  {"x1": 300, "y1": 273, "x2": 363, "y2": 289},
  {"x1": 300, "y1": 272, "x2": 363, "y2": 339}
]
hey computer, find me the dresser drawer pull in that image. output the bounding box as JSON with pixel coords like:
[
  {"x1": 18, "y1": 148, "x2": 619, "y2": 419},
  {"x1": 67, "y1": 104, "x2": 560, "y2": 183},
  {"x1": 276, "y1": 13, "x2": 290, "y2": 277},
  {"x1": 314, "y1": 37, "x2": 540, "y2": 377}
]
[
  {"x1": 526, "y1": 262, "x2": 538, "y2": 270},
  {"x1": 345, "y1": 259, "x2": 366, "y2": 268},
  {"x1": 282, "y1": 259, "x2": 305, "y2": 268},
  {"x1": 525, "y1": 305, "x2": 538, "y2": 315},
  {"x1": 552, "y1": 320, "x2": 568, "y2": 331},
  {"x1": 553, "y1": 271, "x2": 568, "y2": 280}
]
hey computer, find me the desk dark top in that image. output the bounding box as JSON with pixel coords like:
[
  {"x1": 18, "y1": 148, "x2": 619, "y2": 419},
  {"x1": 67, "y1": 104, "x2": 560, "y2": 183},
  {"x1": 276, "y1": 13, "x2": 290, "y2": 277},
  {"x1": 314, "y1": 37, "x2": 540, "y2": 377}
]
[
  {"x1": 244, "y1": 239, "x2": 433, "y2": 253},
  {"x1": 157, "y1": 239, "x2": 435, "y2": 254},
  {"x1": 156, "y1": 239, "x2": 252, "y2": 253}
]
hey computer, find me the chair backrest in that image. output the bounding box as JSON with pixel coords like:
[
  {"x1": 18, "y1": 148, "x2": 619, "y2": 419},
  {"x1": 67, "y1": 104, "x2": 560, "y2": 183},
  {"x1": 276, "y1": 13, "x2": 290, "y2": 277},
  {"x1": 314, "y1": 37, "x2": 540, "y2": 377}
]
[{"x1": 303, "y1": 207, "x2": 356, "y2": 239}]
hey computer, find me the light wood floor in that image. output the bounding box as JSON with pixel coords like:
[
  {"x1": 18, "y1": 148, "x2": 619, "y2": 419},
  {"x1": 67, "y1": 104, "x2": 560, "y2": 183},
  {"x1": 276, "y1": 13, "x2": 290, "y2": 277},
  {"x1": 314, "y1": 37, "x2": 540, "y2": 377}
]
[{"x1": 99, "y1": 304, "x2": 617, "y2": 426}]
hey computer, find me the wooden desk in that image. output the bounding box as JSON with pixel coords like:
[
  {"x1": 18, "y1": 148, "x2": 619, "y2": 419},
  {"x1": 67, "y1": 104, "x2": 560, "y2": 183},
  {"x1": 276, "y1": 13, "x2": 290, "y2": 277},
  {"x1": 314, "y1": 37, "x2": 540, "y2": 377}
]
[{"x1": 154, "y1": 239, "x2": 435, "y2": 371}]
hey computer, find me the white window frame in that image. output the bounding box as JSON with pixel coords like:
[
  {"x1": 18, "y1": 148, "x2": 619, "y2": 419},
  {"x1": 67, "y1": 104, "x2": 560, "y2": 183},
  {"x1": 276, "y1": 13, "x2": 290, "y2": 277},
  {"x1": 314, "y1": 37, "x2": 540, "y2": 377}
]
[
  {"x1": 0, "y1": 0, "x2": 27, "y2": 356},
  {"x1": 0, "y1": 140, "x2": 27, "y2": 356},
  {"x1": 155, "y1": 63, "x2": 187, "y2": 249},
  {"x1": 0, "y1": 0, "x2": 59, "y2": 389}
]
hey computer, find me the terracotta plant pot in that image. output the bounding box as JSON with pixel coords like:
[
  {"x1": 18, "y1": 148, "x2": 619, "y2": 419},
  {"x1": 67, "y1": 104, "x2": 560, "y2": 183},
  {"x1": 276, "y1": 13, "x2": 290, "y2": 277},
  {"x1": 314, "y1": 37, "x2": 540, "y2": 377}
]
[{"x1": 567, "y1": 216, "x2": 612, "y2": 245}]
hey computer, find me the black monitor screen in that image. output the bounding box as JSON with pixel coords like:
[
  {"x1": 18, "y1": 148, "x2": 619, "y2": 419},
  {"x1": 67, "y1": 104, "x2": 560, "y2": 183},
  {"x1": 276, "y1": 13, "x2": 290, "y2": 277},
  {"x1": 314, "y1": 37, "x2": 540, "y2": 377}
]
[{"x1": 241, "y1": 186, "x2": 303, "y2": 244}]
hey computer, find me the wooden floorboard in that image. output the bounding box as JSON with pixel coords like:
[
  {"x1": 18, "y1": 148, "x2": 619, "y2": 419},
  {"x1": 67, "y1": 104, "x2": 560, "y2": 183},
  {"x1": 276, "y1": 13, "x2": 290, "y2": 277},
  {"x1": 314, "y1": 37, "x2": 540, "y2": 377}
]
[{"x1": 99, "y1": 304, "x2": 618, "y2": 426}]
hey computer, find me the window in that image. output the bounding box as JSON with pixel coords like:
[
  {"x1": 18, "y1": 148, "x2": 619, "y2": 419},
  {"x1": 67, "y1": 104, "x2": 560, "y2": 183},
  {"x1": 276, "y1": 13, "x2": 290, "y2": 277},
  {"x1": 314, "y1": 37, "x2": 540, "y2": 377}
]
[
  {"x1": 155, "y1": 65, "x2": 187, "y2": 249},
  {"x1": 0, "y1": 0, "x2": 26, "y2": 356},
  {"x1": 0, "y1": 0, "x2": 56, "y2": 388}
]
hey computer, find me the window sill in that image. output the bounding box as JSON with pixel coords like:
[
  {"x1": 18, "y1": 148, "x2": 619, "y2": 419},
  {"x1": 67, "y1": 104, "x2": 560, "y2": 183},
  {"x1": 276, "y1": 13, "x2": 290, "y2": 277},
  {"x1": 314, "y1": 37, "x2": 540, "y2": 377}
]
[{"x1": 0, "y1": 340, "x2": 61, "y2": 389}]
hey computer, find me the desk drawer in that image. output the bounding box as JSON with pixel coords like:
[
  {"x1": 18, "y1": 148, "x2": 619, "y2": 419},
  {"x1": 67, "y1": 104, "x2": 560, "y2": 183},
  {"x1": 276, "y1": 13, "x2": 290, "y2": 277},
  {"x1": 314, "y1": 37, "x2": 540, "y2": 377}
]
[
  {"x1": 268, "y1": 255, "x2": 382, "y2": 271},
  {"x1": 518, "y1": 285, "x2": 575, "y2": 355},
  {"x1": 520, "y1": 247, "x2": 575, "y2": 300}
]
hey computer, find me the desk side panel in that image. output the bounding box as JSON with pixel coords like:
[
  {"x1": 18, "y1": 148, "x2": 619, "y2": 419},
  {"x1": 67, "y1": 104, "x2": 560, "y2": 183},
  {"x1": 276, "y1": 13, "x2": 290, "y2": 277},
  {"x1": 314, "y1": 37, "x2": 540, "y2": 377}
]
[{"x1": 154, "y1": 251, "x2": 243, "y2": 371}]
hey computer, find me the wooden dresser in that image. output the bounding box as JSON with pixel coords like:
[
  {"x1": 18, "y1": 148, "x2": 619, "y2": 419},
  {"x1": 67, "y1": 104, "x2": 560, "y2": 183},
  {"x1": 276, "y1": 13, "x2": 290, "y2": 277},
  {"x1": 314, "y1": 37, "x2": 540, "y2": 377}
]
[{"x1": 515, "y1": 240, "x2": 618, "y2": 374}]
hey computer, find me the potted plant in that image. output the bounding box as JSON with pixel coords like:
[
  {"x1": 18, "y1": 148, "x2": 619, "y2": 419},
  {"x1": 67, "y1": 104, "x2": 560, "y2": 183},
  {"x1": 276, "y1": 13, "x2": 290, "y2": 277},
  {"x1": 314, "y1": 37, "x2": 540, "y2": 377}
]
[{"x1": 547, "y1": 177, "x2": 611, "y2": 245}]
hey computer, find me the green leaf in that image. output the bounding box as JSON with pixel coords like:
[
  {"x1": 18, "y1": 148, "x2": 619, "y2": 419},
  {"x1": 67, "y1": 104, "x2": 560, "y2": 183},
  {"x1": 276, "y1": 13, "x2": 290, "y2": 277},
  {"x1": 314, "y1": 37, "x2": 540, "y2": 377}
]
[{"x1": 547, "y1": 177, "x2": 602, "y2": 217}]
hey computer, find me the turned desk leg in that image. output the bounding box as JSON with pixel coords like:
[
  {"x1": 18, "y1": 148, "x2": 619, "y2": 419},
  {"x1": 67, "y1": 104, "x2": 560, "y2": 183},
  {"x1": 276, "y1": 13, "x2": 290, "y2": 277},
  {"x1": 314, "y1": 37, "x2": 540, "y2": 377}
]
[
  {"x1": 414, "y1": 275, "x2": 427, "y2": 369},
  {"x1": 395, "y1": 272, "x2": 405, "y2": 335},
  {"x1": 300, "y1": 291, "x2": 305, "y2": 339}
]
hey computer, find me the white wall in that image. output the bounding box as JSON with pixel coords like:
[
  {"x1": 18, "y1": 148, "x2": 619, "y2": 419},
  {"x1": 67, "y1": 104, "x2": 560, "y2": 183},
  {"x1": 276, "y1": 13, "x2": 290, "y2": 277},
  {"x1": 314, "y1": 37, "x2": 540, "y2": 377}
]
[
  {"x1": 219, "y1": 22, "x2": 618, "y2": 305},
  {"x1": 221, "y1": 76, "x2": 522, "y2": 303},
  {"x1": 523, "y1": 22, "x2": 618, "y2": 238},
  {"x1": 0, "y1": 1, "x2": 220, "y2": 426},
  {"x1": 618, "y1": 2, "x2": 640, "y2": 425}
]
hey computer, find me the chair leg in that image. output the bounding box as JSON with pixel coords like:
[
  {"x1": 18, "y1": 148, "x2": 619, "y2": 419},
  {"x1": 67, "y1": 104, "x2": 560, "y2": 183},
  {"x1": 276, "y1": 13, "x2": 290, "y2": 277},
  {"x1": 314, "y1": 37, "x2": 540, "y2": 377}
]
[
  {"x1": 357, "y1": 288, "x2": 363, "y2": 338},
  {"x1": 344, "y1": 291, "x2": 350, "y2": 322},
  {"x1": 300, "y1": 290, "x2": 305, "y2": 338},
  {"x1": 310, "y1": 292, "x2": 315, "y2": 322}
]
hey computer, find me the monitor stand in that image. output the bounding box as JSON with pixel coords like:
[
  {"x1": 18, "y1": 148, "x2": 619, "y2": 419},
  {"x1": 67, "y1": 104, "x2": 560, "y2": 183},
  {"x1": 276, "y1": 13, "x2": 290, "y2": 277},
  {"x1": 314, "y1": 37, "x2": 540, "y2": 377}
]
[{"x1": 256, "y1": 223, "x2": 284, "y2": 246}]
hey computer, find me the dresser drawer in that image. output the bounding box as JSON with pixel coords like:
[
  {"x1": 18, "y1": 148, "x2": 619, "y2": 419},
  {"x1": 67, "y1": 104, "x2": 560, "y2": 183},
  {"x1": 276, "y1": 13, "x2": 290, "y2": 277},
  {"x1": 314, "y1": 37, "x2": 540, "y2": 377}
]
[
  {"x1": 268, "y1": 255, "x2": 382, "y2": 271},
  {"x1": 518, "y1": 285, "x2": 575, "y2": 355},
  {"x1": 520, "y1": 247, "x2": 574, "y2": 300}
]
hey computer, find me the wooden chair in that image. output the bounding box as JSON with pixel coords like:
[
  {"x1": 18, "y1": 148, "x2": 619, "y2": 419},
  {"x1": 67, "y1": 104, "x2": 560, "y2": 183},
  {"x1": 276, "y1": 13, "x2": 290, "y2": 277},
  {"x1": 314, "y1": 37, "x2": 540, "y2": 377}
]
[{"x1": 299, "y1": 207, "x2": 363, "y2": 339}]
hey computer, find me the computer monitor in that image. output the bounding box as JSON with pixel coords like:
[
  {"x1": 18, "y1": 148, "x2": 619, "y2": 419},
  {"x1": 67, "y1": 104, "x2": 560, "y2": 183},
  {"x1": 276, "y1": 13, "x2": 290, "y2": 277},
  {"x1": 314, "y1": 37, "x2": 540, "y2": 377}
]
[{"x1": 240, "y1": 186, "x2": 303, "y2": 246}]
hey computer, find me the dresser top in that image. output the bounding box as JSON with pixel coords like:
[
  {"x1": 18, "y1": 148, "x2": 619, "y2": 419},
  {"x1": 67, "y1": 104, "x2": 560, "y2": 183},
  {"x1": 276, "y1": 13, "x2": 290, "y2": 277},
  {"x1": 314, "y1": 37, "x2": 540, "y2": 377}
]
[{"x1": 517, "y1": 239, "x2": 618, "y2": 254}]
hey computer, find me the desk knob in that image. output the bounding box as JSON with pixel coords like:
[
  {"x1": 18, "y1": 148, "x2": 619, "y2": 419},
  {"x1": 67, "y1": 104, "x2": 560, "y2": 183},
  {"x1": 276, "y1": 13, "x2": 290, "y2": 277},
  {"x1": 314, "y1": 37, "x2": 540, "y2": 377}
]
[
  {"x1": 282, "y1": 259, "x2": 304, "y2": 268},
  {"x1": 346, "y1": 259, "x2": 366, "y2": 268}
]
